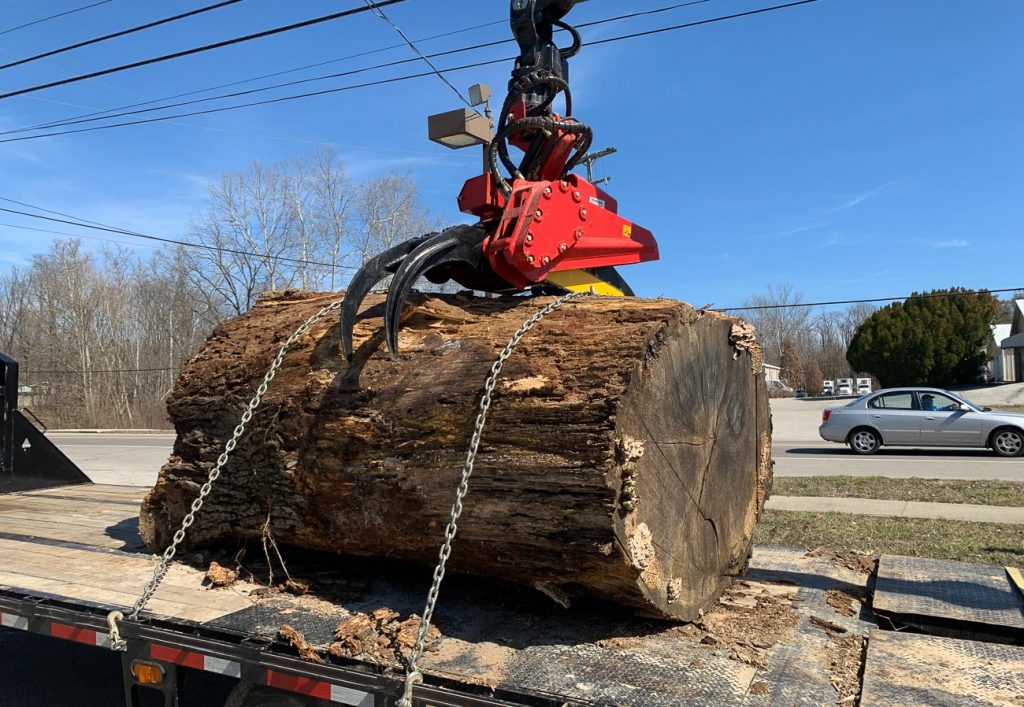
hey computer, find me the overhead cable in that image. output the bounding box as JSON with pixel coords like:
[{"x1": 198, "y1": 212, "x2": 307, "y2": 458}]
[
  {"x1": 0, "y1": 0, "x2": 820, "y2": 143},
  {"x1": 0, "y1": 0, "x2": 114, "y2": 37},
  {"x1": 0, "y1": 0, "x2": 408, "y2": 101},
  {"x1": 0, "y1": 0, "x2": 248, "y2": 72},
  {"x1": 4, "y1": 0, "x2": 712, "y2": 136}
]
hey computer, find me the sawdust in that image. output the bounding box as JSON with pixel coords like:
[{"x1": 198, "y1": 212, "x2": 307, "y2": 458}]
[
  {"x1": 204, "y1": 561, "x2": 238, "y2": 588},
  {"x1": 749, "y1": 680, "x2": 769, "y2": 696},
  {"x1": 806, "y1": 547, "x2": 878, "y2": 576},
  {"x1": 329, "y1": 608, "x2": 441, "y2": 667},
  {"x1": 637, "y1": 580, "x2": 800, "y2": 669},
  {"x1": 426, "y1": 640, "x2": 512, "y2": 690},
  {"x1": 826, "y1": 587, "x2": 866, "y2": 617},
  {"x1": 279, "y1": 624, "x2": 324, "y2": 663},
  {"x1": 824, "y1": 635, "x2": 864, "y2": 704}
]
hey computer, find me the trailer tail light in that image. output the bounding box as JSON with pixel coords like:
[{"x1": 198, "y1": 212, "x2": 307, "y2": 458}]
[
  {"x1": 822, "y1": 410, "x2": 832, "y2": 424},
  {"x1": 130, "y1": 661, "x2": 165, "y2": 686}
]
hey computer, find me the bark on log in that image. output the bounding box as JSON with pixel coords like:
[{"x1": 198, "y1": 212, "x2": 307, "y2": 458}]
[{"x1": 141, "y1": 291, "x2": 772, "y2": 621}]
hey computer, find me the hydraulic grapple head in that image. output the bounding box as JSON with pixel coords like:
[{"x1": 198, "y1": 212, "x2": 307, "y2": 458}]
[{"x1": 340, "y1": 0, "x2": 660, "y2": 359}]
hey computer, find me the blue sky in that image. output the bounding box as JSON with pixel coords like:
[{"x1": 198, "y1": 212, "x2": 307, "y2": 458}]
[{"x1": 0, "y1": 0, "x2": 1021, "y2": 309}]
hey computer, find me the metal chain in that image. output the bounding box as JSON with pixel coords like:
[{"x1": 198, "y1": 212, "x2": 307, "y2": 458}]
[
  {"x1": 106, "y1": 297, "x2": 345, "y2": 650},
  {"x1": 399, "y1": 291, "x2": 586, "y2": 707}
]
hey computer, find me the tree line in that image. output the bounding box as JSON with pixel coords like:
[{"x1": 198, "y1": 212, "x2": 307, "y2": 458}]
[
  {"x1": 738, "y1": 285, "x2": 1022, "y2": 393},
  {"x1": 0, "y1": 148, "x2": 437, "y2": 428}
]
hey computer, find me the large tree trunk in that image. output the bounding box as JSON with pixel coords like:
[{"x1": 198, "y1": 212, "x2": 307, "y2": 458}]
[{"x1": 141, "y1": 291, "x2": 772, "y2": 621}]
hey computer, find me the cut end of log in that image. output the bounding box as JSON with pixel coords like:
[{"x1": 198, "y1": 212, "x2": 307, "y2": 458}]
[{"x1": 141, "y1": 292, "x2": 772, "y2": 621}]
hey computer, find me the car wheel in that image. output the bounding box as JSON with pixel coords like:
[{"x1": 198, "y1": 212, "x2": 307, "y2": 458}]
[
  {"x1": 848, "y1": 428, "x2": 881, "y2": 455},
  {"x1": 991, "y1": 428, "x2": 1024, "y2": 458}
]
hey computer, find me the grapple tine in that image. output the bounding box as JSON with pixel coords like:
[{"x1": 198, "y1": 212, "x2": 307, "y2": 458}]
[
  {"x1": 384, "y1": 226, "x2": 485, "y2": 359},
  {"x1": 340, "y1": 236, "x2": 430, "y2": 360}
]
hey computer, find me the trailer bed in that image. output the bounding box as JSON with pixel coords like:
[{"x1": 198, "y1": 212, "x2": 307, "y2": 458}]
[{"x1": 2, "y1": 484, "x2": 1021, "y2": 706}]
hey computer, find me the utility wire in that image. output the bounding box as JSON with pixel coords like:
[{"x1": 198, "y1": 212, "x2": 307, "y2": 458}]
[
  {"x1": 0, "y1": 0, "x2": 813, "y2": 144},
  {"x1": 0, "y1": 0, "x2": 407, "y2": 101},
  {"x1": 23, "y1": 367, "x2": 177, "y2": 374},
  {"x1": 361, "y1": 0, "x2": 471, "y2": 108},
  {"x1": 2, "y1": 0, "x2": 711, "y2": 137},
  {"x1": 5, "y1": 200, "x2": 1019, "y2": 316},
  {"x1": 721, "y1": 288, "x2": 1024, "y2": 312},
  {"x1": 6, "y1": 18, "x2": 511, "y2": 135},
  {"x1": 0, "y1": 203, "x2": 344, "y2": 270},
  {"x1": 0, "y1": 0, "x2": 114, "y2": 37},
  {"x1": 0, "y1": 0, "x2": 248, "y2": 72}
]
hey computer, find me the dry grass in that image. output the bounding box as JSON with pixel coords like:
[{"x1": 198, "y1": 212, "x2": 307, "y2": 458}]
[
  {"x1": 771, "y1": 476, "x2": 1024, "y2": 507},
  {"x1": 756, "y1": 511, "x2": 1024, "y2": 566}
]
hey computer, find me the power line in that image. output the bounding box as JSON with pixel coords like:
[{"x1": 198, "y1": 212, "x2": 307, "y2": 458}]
[
  {"x1": 0, "y1": 0, "x2": 248, "y2": 72},
  {"x1": 721, "y1": 288, "x2": 1024, "y2": 312},
  {"x1": 1, "y1": 0, "x2": 712, "y2": 137},
  {"x1": 0, "y1": 0, "x2": 816, "y2": 144},
  {"x1": 0, "y1": 0, "x2": 408, "y2": 101},
  {"x1": 5, "y1": 19, "x2": 511, "y2": 136},
  {"x1": 0, "y1": 0, "x2": 114, "y2": 37},
  {"x1": 361, "y1": 0, "x2": 471, "y2": 108},
  {"x1": 0, "y1": 202, "x2": 344, "y2": 270},
  {"x1": 23, "y1": 367, "x2": 177, "y2": 374}
]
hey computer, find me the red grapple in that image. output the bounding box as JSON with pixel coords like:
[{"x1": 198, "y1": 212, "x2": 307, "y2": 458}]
[{"x1": 460, "y1": 172, "x2": 658, "y2": 290}]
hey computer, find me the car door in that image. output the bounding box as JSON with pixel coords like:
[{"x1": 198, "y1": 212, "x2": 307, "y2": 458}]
[
  {"x1": 866, "y1": 392, "x2": 919, "y2": 444},
  {"x1": 916, "y1": 391, "x2": 983, "y2": 447}
]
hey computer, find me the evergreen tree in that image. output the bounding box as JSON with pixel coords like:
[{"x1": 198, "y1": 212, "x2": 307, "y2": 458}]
[
  {"x1": 780, "y1": 339, "x2": 804, "y2": 389},
  {"x1": 847, "y1": 288, "x2": 998, "y2": 387}
]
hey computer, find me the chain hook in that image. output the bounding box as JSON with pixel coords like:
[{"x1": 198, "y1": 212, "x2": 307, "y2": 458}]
[
  {"x1": 397, "y1": 670, "x2": 423, "y2": 707},
  {"x1": 106, "y1": 610, "x2": 127, "y2": 652}
]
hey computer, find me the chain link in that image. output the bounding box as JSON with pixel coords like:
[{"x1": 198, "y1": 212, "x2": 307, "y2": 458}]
[
  {"x1": 398, "y1": 291, "x2": 586, "y2": 706},
  {"x1": 106, "y1": 297, "x2": 345, "y2": 648}
]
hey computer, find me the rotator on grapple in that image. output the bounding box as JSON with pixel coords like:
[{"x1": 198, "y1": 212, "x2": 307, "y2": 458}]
[{"x1": 340, "y1": 0, "x2": 660, "y2": 359}]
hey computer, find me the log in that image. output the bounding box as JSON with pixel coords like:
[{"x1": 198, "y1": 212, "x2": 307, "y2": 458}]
[{"x1": 140, "y1": 291, "x2": 772, "y2": 621}]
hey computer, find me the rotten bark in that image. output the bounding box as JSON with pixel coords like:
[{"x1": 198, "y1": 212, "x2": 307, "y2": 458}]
[{"x1": 141, "y1": 291, "x2": 772, "y2": 620}]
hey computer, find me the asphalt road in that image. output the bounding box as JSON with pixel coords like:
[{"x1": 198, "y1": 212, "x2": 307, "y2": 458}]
[
  {"x1": 47, "y1": 433, "x2": 175, "y2": 487},
  {"x1": 41, "y1": 430, "x2": 1024, "y2": 485},
  {"x1": 772, "y1": 441, "x2": 1023, "y2": 480}
]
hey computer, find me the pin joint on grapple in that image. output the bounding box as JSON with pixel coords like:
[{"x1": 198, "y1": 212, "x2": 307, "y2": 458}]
[{"x1": 339, "y1": 0, "x2": 660, "y2": 360}]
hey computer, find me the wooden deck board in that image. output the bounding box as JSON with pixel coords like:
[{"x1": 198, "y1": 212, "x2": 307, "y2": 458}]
[{"x1": 0, "y1": 485, "x2": 258, "y2": 624}]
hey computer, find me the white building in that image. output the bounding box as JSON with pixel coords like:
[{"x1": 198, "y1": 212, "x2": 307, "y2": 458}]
[
  {"x1": 998, "y1": 300, "x2": 1024, "y2": 383},
  {"x1": 764, "y1": 363, "x2": 781, "y2": 383},
  {"x1": 989, "y1": 324, "x2": 1012, "y2": 382}
]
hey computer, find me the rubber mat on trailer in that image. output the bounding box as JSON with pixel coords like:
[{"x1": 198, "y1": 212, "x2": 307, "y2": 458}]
[
  {"x1": 873, "y1": 555, "x2": 1024, "y2": 643},
  {"x1": 860, "y1": 630, "x2": 1024, "y2": 706}
]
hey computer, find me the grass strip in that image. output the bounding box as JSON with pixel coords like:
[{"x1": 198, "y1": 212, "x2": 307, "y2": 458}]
[
  {"x1": 771, "y1": 476, "x2": 1024, "y2": 507},
  {"x1": 756, "y1": 510, "x2": 1024, "y2": 566}
]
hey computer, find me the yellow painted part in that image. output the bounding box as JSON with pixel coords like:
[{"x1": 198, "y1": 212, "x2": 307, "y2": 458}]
[
  {"x1": 546, "y1": 270, "x2": 625, "y2": 297},
  {"x1": 1008, "y1": 566, "x2": 1024, "y2": 598}
]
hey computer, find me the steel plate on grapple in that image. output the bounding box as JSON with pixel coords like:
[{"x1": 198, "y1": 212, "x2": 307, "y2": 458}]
[
  {"x1": 873, "y1": 555, "x2": 1024, "y2": 641},
  {"x1": 860, "y1": 630, "x2": 1024, "y2": 706}
]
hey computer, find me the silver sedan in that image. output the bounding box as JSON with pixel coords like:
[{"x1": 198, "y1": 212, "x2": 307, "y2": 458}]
[{"x1": 818, "y1": 387, "x2": 1024, "y2": 457}]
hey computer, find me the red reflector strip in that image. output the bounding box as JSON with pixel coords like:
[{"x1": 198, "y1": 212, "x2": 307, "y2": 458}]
[
  {"x1": 50, "y1": 623, "x2": 98, "y2": 646},
  {"x1": 0, "y1": 612, "x2": 29, "y2": 631},
  {"x1": 150, "y1": 644, "x2": 205, "y2": 670},
  {"x1": 266, "y1": 670, "x2": 332, "y2": 700},
  {"x1": 266, "y1": 671, "x2": 374, "y2": 705},
  {"x1": 148, "y1": 644, "x2": 240, "y2": 677}
]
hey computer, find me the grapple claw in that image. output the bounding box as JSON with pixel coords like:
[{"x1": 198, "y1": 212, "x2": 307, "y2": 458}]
[
  {"x1": 340, "y1": 235, "x2": 431, "y2": 359},
  {"x1": 384, "y1": 225, "x2": 487, "y2": 359}
]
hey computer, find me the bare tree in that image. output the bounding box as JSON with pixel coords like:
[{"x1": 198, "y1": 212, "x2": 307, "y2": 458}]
[{"x1": 736, "y1": 284, "x2": 812, "y2": 365}]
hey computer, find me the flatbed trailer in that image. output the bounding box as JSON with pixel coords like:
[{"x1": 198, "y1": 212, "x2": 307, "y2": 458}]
[
  {"x1": 2, "y1": 354, "x2": 1023, "y2": 706},
  {"x1": 2, "y1": 482, "x2": 885, "y2": 707}
]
